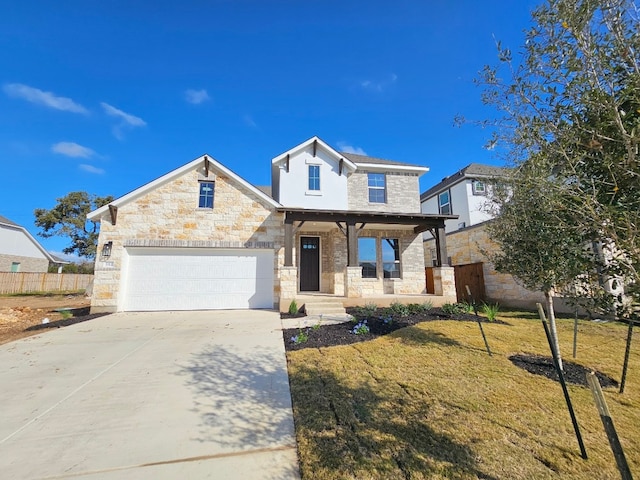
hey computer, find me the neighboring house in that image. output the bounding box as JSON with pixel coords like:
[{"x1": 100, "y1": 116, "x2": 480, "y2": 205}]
[
  {"x1": 0, "y1": 215, "x2": 65, "y2": 272},
  {"x1": 87, "y1": 136, "x2": 457, "y2": 313},
  {"x1": 420, "y1": 164, "x2": 585, "y2": 312},
  {"x1": 420, "y1": 163, "x2": 506, "y2": 235}
]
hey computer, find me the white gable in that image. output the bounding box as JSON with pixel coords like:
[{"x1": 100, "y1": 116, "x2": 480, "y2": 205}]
[{"x1": 271, "y1": 136, "x2": 356, "y2": 210}]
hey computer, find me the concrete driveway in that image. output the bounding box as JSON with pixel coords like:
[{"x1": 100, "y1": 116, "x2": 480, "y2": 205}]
[{"x1": 0, "y1": 311, "x2": 300, "y2": 479}]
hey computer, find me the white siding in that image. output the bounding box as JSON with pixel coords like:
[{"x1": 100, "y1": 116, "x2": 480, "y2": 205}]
[
  {"x1": 0, "y1": 225, "x2": 47, "y2": 259},
  {"x1": 274, "y1": 146, "x2": 349, "y2": 210}
]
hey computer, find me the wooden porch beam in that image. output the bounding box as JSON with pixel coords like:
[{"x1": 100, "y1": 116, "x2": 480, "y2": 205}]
[
  {"x1": 347, "y1": 221, "x2": 358, "y2": 266},
  {"x1": 434, "y1": 226, "x2": 449, "y2": 266},
  {"x1": 284, "y1": 218, "x2": 294, "y2": 266}
]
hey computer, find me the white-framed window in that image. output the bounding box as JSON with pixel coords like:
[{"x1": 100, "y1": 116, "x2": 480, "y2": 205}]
[
  {"x1": 438, "y1": 190, "x2": 451, "y2": 215},
  {"x1": 472, "y1": 180, "x2": 486, "y2": 195},
  {"x1": 198, "y1": 181, "x2": 215, "y2": 208},
  {"x1": 382, "y1": 238, "x2": 400, "y2": 278},
  {"x1": 368, "y1": 173, "x2": 386, "y2": 203},
  {"x1": 358, "y1": 237, "x2": 377, "y2": 278},
  {"x1": 308, "y1": 165, "x2": 320, "y2": 191}
]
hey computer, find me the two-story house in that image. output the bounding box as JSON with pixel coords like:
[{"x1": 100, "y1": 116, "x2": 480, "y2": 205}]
[
  {"x1": 0, "y1": 214, "x2": 65, "y2": 273},
  {"x1": 87, "y1": 137, "x2": 457, "y2": 313}
]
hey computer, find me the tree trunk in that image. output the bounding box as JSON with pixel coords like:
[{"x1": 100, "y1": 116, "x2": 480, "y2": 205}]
[{"x1": 546, "y1": 291, "x2": 564, "y2": 371}]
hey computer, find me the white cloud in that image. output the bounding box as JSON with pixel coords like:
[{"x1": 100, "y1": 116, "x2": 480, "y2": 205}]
[
  {"x1": 359, "y1": 73, "x2": 398, "y2": 93},
  {"x1": 3, "y1": 83, "x2": 88, "y2": 114},
  {"x1": 101, "y1": 102, "x2": 146, "y2": 139},
  {"x1": 79, "y1": 164, "x2": 105, "y2": 174},
  {"x1": 337, "y1": 142, "x2": 367, "y2": 156},
  {"x1": 185, "y1": 89, "x2": 210, "y2": 104},
  {"x1": 52, "y1": 141, "x2": 95, "y2": 159}
]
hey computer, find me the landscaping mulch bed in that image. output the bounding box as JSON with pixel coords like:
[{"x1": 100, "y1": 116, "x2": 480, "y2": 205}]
[
  {"x1": 283, "y1": 306, "x2": 490, "y2": 351},
  {"x1": 509, "y1": 353, "x2": 618, "y2": 388},
  {"x1": 25, "y1": 308, "x2": 109, "y2": 332}
]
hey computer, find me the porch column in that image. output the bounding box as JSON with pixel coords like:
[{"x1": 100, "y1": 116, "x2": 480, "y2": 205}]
[
  {"x1": 346, "y1": 221, "x2": 358, "y2": 267},
  {"x1": 434, "y1": 225, "x2": 449, "y2": 267},
  {"x1": 284, "y1": 217, "x2": 294, "y2": 266}
]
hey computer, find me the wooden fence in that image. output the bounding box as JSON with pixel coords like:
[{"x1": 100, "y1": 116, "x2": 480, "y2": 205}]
[{"x1": 0, "y1": 273, "x2": 94, "y2": 295}]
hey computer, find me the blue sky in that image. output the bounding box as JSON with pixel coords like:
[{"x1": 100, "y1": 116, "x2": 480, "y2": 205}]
[{"x1": 1, "y1": 1, "x2": 537, "y2": 258}]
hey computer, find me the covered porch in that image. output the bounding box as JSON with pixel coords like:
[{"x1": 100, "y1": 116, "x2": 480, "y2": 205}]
[{"x1": 278, "y1": 208, "x2": 457, "y2": 311}]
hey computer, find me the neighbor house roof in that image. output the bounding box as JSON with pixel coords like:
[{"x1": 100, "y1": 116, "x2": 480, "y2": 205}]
[
  {"x1": 0, "y1": 214, "x2": 66, "y2": 263},
  {"x1": 420, "y1": 163, "x2": 508, "y2": 201},
  {"x1": 88, "y1": 154, "x2": 282, "y2": 221}
]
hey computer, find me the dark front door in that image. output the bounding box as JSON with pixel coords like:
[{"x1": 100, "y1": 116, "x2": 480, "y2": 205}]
[{"x1": 300, "y1": 236, "x2": 320, "y2": 291}]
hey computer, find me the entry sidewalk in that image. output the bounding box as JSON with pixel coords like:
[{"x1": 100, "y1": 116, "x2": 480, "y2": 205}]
[{"x1": 0, "y1": 310, "x2": 300, "y2": 479}]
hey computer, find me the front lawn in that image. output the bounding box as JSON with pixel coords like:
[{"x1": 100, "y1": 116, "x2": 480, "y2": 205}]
[{"x1": 286, "y1": 312, "x2": 639, "y2": 479}]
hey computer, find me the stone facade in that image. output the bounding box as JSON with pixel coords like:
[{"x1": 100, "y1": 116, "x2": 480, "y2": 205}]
[
  {"x1": 423, "y1": 222, "x2": 583, "y2": 312},
  {"x1": 92, "y1": 165, "x2": 284, "y2": 312},
  {"x1": 348, "y1": 171, "x2": 421, "y2": 213},
  {"x1": 0, "y1": 253, "x2": 49, "y2": 273}
]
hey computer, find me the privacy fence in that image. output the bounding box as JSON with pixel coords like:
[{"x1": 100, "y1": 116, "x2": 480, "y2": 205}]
[{"x1": 0, "y1": 273, "x2": 93, "y2": 295}]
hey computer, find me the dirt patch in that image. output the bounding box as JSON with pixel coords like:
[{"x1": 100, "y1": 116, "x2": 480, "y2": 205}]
[{"x1": 0, "y1": 294, "x2": 95, "y2": 345}]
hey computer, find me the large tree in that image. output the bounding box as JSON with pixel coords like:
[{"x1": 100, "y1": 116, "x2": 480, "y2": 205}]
[
  {"x1": 475, "y1": 0, "x2": 640, "y2": 319},
  {"x1": 35, "y1": 191, "x2": 113, "y2": 259}
]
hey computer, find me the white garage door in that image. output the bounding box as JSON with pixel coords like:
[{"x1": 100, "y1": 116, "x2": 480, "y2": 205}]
[{"x1": 121, "y1": 248, "x2": 274, "y2": 311}]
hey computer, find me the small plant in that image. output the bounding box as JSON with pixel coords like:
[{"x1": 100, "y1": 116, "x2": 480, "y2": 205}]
[
  {"x1": 288, "y1": 299, "x2": 298, "y2": 315},
  {"x1": 361, "y1": 302, "x2": 378, "y2": 316},
  {"x1": 381, "y1": 315, "x2": 394, "y2": 325},
  {"x1": 312, "y1": 322, "x2": 322, "y2": 331},
  {"x1": 389, "y1": 301, "x2": 410, "y2": 317},
  {"x1": 59, "y1": 309, "x2": 73, "y2": 320},
  {"x1": 407, "y1": 303, "x2": 421, "y2": 314},
  {"x1": 290, "y1": 329, "x2": 309, "y2": 344},
  {"x1": 481, "y1": 302, "x2": 500, "y2": 322},
  {"x1": 351, "y1": 320, "x2": 370, "y2": 335},
  {"x1": 418, "y1": 301, "x2": 434, "y2": 312},
  {"x1": 442, "y1": 302, "x2": 469, "y2": 315},
  {"x1": 460, "y1": 301, "x2": 475, "y2": 314}
]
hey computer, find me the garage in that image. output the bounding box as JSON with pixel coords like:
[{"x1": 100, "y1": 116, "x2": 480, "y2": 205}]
[{"x1": 120, "y1": 247, "x2": 274, "y2": 311}]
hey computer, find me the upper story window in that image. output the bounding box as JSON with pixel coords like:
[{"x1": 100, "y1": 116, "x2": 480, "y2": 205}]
[
  {"x1": 472, "y1": 180, "x2": 486, "y2": 195},
  {"x1": 308, "y1": 165, "x2": 320, "y2": 191},
  {"x1": 358, "y1": 237, "x2": 377, "y2": 278},
  {"x1": 368, "y1": 173, "x2": 386, "y2": 203},
  {"x1": 11, "y1": 262, "x2": 20, "y2": 273},
  {"x1": 438, "y1": 190, "x2": 451, "y2": 215},
  {"x1": 199, "y1": 181, "x2": 215, "y2": 208}
]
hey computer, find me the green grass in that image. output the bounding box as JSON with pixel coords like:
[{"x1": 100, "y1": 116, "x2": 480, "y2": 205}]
[{"x1": 287, "y1": 315, "x2": 640, "y2": 479}]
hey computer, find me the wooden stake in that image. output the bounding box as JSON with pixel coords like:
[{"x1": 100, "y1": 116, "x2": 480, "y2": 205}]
[
  {"x1": 619, "y1": 319, "x2": 634, "y2": 394},
  {"x1": 586, "y1": 372, "x2": 632, "y2": 480}
]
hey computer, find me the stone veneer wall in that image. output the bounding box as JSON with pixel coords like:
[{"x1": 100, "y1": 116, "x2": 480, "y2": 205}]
[
  {"x1": 422, "y1": 223, "x2": 586, "y2": 312},
  {"x1": 0, "y1": 254, "x2": 49, "y2": 273},
  {"x1": 347, "y1": 171, "x2": 421, "y2": 213},
  {"x1": 92, "y1": 166, "x2": 284, "y2": 312}
]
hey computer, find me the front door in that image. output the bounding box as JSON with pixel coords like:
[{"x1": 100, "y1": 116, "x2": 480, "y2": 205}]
[{"x1": 300, "y1": 236, "x2": 320, "y2": 291}]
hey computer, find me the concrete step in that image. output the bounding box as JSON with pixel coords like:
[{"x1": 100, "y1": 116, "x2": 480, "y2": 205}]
[{"x1": 304, "y1": 301, "x2": 346, "y2": 316}]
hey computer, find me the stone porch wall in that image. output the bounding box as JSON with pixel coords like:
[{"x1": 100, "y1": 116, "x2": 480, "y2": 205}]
[{"x1": 92, "y1": 166, "x2": 284, "y2": 312}]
